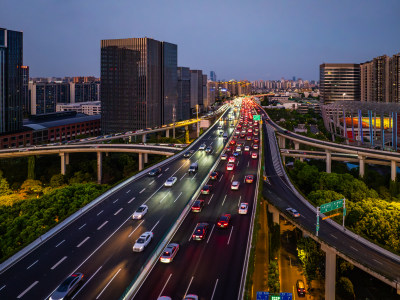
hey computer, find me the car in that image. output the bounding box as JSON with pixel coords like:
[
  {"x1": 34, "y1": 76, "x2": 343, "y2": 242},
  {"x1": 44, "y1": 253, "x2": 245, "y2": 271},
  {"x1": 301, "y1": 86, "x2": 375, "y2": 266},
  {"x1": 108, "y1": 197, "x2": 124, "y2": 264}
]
[
  {"x1": 252, "y1": 143, "x2": 259, "y2": 150},
  {"x1": 164, "y1": 177, "x2": 178, "y2": 187},
  {"x1": 231, "y1": 181, "x2": 240, "y2": 190},
  {"x1": 201, "y1": 184, "x2": 211, "y2": 194},
  {"x1": 253, "y1": 137, "x2": 259, "y2": 143},
  {"x1": 233, "y1": 151, "x2": 240, "y2": 157},
  {"x1": 160, "y1": 243, "x2": 179, "y2": 263},
  {"x1": 157, "y1": 297, "x2": 172, "y2": 300},
  {"x1": 283, "y1": 130, "x2": 288, "y2": 133},
  {"x1": 132, "y1": 205, "x2": 148, "y2": 219},
  {"x1": 221, "y1": 153, "x2": 228, "y2": 160},
  {"x1": 246, "y1": 135, "x2": 252, "y2": 141},
  {"x1": 218, "y1": 125, "x2": 222, "y2": 130},
  {"x1": 209, "y1": 171, "x2": 219, "y2": 180},
  {"x1": 191, "y1": 200, "x2": 205, "y2": 212},
  {"x1": 296, "y1": 279, "x2": 306, "y2": 297},
  {"x1": 192, "y1": 223, "x2": 209, "y2": 240},
  {"x1": 199, "y1": 143, "x2": 207, "y2": 150},
  {"x1": 148, "y1": 167, "x2": 161, "y2": 176},
  {"x1": 248, "y1": 128, "x2": 253, "y2": 133},
  {"x1": 286, "y1": 207, "x2": 300, "y2": 218},
  {"x1": 217, "y1": 214, "x2": 231, "y2": 228},
  {"x1": 244, "y1": 145, "x2": 250, "y2": 151},
  {"x1": 251, "y1": 152, "x2": 258, "y2": 159},
  {"x1": 133, "y1": 232, "x2": 153, "y2": 252},
  {"x1": 230, "y1": 139, "x2": 236, "y2": 145},
  {"x1": 49, "y1": 272, "x2": 84, "y2": 300},
  {"x1": 245, "y1": 175, "x2": 254, "y2": 183},
  {"x1": 184, "y1": 295, "x2": 199, "y2": 300},
  {"x1": 228, "y1": 156, "x2": 236, "y2": 163},
  {"x1": 205, "y1": 146, "x2": 213, "y2": 154},
  {"x1": 253, "y1": 131, "x2": 258, "y2": 136},
  {"x1": 236, "y1": 146, "x2": 242, "y2": 152},
  {"x1": 238, "y1": 203, "x2": 249, "y2": 214},
  {"x1": 183, "y1": 150, "x2": 194, "y2": 158}
]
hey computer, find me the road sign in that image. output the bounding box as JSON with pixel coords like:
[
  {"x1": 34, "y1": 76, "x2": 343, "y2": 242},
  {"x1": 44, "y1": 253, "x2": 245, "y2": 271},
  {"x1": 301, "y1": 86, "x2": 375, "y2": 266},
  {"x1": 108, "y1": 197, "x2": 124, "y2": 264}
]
[
  {"x1": 281, "y1": 293, "x2": 293, "y2": 300},
  {"x1": 320, "y1": 199, "x2": 344, "y2": 214},
  {"x1": 257, "y1": 292, "x2": 269, "y2": 300},
  {"x1": 253, "y1": 115, "x2": 261, "y2": 121},
  {"x1": 322, "y1": 212, "x2": 340, "y2": 220},
  {"x1": 270, "y1": 295, "x2": 280, "y2": 300}
]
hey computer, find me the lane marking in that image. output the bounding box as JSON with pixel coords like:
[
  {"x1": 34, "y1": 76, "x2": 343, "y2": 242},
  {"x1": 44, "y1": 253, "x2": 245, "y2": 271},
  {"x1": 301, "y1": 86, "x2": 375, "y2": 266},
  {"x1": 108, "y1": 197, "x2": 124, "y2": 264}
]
[
  {"x1": 55, "y1": 240, "x2": 65, "y2": 248},
  {"x1": 26, "y1": 260, "x2": 38, "y2": 270},
  {"x1": 165, "y1": 168, "x2": 169, "y2": 171},
  {"x1": 128, "y1": 220, "x2": 145, "y2": 237},
  {"x1": 208, "y1": 194, "x2": 214, "y2": 204},
  {"x1": 188, "y1": 225, "x2": 197, "y2": 242},
  {"x1": 97, "y1": 210, "x2": 104, "y2": 216},
  {"x1": 77, "y1": 237, "x2": 90, "y2": 248},
  {"x1": 373, "y1": 259, "x2": 383, "y2": 265},
  {"x1": 180, "y1": 173, "x2": 187, "y2": 181},
  {"x1": 174, "y1": 192, "x2": 183, "y2": 203},
  {"x1": 158, "y1": 273, "x2": 172, "y2": 299},
  {"x1": 219, "y1": 174, "x2": 224, "y2": 182},
  {"x1": 207, "y1": 224, "x2": 215, "y2": 243},
  {"x1": 238, "y1": 195, "x2": 242, "y2": 207},
  {"x1": 113, "y1": 198, "x2": 119, "y2": 203},
  {"x1": 350, "y1": 246, "x2": 358, "y2": 252},
  {"x1": 97, "y1": 221, "x2": 108, "y2": 231},
  {"x1": 227, "y1": 226, "x2": 234, "y2": 245},
  {"x1": 17, "y1": 281, "x2": 39, "y2": 299},
  {"x1": 72, "y1": 266, "x2": 103, "y2": 299},
  {"x1": 128, "y1": 197, "x2": 135, "y2": 204},
  {"x1": 78, "y1": 223, "x2": 86, "y2": 230},
  {"x1": 126, "y1": 189, "x2": 131, "y2": 194},
  {"x1": 149, "y1": 180, "x2": 155, "y2": 186},
  {"x1": 96, "y1": 268, "x2": 121, "y2": 299},
  {"x1": 114, "y1": 208, "x2": 123, "y2": 216},
  {"x1": 50, "y1": 256, "x2": 67, "y2": 270},
  {"x1": 247, "y1": 161, "x2": 249, "y2": 167},
  {"x1": 237, "y1": 161, "x2": 240, "y2": 166},
  {"x1": 191, "y1": 173, "x2": 198, "y2": 180},
  {"x1": 157, "y1": 174, "x2": 163, "y2": 178},
  {"x1": 330, "y1": 234, "x2": 338, "y2": 239},
  {"x1": 0, "y1": 285, "x2": 5, "y2": 292},
  {"x1": 160, "y1": 191, "x2": 170, "y2": 203},
  {"x1": 231, "y1": 175, "x2": 234, "y2": 182},
  {"x1": 222, "y1": 195, "x2": 227, "y2": 206},
  {"x1": 151, "y1": 220, "x2": 160, "y2": 232},
  {"x1": 210, "y1": 278, "x2": 219, "y2": 300},
  {"x1": 139, "y1": 188, "x2": 146, "y2": 194},
  {"x1": 184, "y1": 276, "x2": 194, "y2": 298}
]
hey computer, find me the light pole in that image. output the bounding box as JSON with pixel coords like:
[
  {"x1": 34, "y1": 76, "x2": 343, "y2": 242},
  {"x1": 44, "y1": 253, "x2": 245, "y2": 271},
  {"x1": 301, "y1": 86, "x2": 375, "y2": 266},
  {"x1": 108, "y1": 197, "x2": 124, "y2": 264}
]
[
  {"x1": 196, "y1": 104, "x2": 200, "y2": 137},
  {"x1": 172, "y1": 104, "x2": 176, "y2": 139}
]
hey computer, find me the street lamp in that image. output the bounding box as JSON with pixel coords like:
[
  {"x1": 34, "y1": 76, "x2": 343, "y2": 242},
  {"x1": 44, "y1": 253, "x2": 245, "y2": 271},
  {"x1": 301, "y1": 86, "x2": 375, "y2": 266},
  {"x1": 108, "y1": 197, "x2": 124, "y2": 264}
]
[{"x1": 342, "y1": 93, "x2": 346, "y2": 101}]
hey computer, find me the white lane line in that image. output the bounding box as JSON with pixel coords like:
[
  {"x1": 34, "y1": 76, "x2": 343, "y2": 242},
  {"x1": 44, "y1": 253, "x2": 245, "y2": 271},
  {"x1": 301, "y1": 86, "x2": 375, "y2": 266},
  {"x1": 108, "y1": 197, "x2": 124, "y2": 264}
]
[
  {"x1": 72, "y1": 266, "x2": 103, "y2": 299},
  {"x1": 210, "y1": 278, "x2": 219, "y2": 300},
  {"x1": 50, "y1": 256, "x2": 67, "y2": 270},
  {"x1": 0, "y1": 285, "x2": 5, "y2": 292},
  {"x1": 139, "y1": 188, "x2": 146, "y2": 194},
  {"x1": 219, "y1": 174, "x2": 224, "y2": 182},
  {"x1": 114, "y1": 208, "x2": 123, "y2": 216},
  {"x1": 157, "y1": 174, "x2": 163, "y2": 178},
  {"x1": 247, "y1": 161, "x2": 249, "y2": 167},
  {"x1": 174, "y1": 192, "x2": 183, "y2": 203},
  {"x1": 160, "y1": 191, "x2": 170, "y2": 203},
  {"x1": 77, "y1": 237, "x2": 90, "y2": 248},
  {"x1": 55, "y1": 240, "x2": 65, "y2": 248},
  {"x1": 151, "y1": 220, "x2": 160, "y2": 232},
  {"x1": 188, "y1": 225, "x2": 197, "y2": 242},
  {"x1": 128, "y1": 197, "x2": 135, "y2": 204},
  {"x1": 231, "y1": 175, "x2": 234, "y2": 182},
  {"x1": 330, "y1": 234, "x2": 338, "y2": 239},
  {"x1": 207, "y1": 224, "x2": 216, "y2": 243},
  {"x1": 210, "y1": 142, "x2": 213, "y2": 146},
  {"x1": 237, "y1": 161, "x2": 240, "y2": 166},
  {"x1": 26, "y1": 260, "x2": 38, "y2": 270},
  {"x1": 97, "y1": 221, "x2": 108, "y2": 231},
  {"x1": 97, "y1": 210, "x2": 104, "y2": 216},
  {"x1": 17, "y1": 281, "x2": 39, "y2": 299},
  {"x1": 227, "y1": 226, "x2": 234, "y2": 245},
  {"x1": 238, "y1": 195, "x2": 242, "y2": 207},
  {"x1": 149, "y1": 180, "x2": 155, "y2": 186},
  {"x1": 350, "y1": 246, "x2": 359, "y2": 252},
  {"x1": 184, "y1": 276, "x2": 194, "y2": 298},
  {"x1": 180, "y1": 173, "x2": 187, "y2": 181},
  {"x1": 191, "y1": 173, "x2": 198, "y2": 180},
  {"x1": 96, "y1": 268, "x2": 122, "y2": 299},
  {"x1": 222, "y1": 195, "x2": 227, "y2": 206},
  {"x1": 158, "y1": 273, "x2": 172, "y2": 299},
  {"x1": 113, "y1": 198, "x2": 119, "y2": 203},
  {"x1": 128, "y1": 220, "x2": 145, "y2": 237},
  {"x1": 208, "y1": 194, "x2": 214, "y2": 204},
  {"x1": 126, "y1": 189, "x2": 131, "y2": 194},
  {"x1": 165, "y1": 168, "x2": 169, "y2": 171},
  {"x1": 373, "y1": 259, "x2": 383, "y2": 265},
  {"x1": 78, "y1": 223, "x2": 86, "y2": 230}
]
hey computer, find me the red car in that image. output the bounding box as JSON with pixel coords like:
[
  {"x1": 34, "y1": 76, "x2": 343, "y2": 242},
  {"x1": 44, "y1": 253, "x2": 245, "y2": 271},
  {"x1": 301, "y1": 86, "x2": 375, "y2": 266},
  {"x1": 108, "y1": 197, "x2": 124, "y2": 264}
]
[
  {"x1": 201, "y1": 185, "x2": 211, "y2": 194},
  {"x1": 251, "y1": 152, "x2": 258, "y2": 159},
  {"x1": 230, "y1": 139, "x2": 236, "y2": 146},
  {"x1": 253, "y1": 137, "x2": 259, "y2": 143},
  {"x1": 191, "y1": 200, "x2": 205, "y2": 212},
  {"x1": 217, "y1": 214, "x2": 231, "y2": 228}
]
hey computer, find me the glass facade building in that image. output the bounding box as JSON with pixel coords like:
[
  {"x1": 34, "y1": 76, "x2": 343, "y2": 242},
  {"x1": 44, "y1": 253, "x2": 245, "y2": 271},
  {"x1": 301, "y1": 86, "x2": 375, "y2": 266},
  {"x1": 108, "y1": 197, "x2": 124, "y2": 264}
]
[
  {"x1": 162, "y1": 42, "x2": 178, "y2": 124},
  {"x1": 177, "y1": 67, "x2": 191, "y2": 121}
]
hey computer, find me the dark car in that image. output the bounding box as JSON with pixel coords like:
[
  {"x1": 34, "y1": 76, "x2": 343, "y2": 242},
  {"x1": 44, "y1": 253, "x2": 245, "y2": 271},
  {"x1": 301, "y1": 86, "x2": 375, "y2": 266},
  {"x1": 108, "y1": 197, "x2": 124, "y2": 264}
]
[
  {"x1": 209, "y1": 171, "x2": 219, "y2": 180},
  {"x1": 217, "y1": 214, "x2": 231, "y2": 228},
  {"x1": 192, "y1": 223, "x2": 209, "y2": 240},
  {"x1": 296, "y1": 279, "x2": 306, "y2": 297},
  {"x1": 183, "y1": 150, "x2": 194, "y2": 158},
  {"x1": 148, "y1": 167, "x2": 162, "y2": 176},
  {"x1": 49, "y1": 272, "x2": 84, "y2": 300},
  {"x1": 201, "y1": 184, "x2": 211, "y2": 194},
  {"x1": 191, "y1": 200, "x2": 205, "y2": 212}
]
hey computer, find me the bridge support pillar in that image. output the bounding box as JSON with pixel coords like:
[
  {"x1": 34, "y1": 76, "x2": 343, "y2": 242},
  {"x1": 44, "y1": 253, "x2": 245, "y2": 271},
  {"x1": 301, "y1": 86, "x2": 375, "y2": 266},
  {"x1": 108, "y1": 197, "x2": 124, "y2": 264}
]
[
  {"x1": 278, "y1": 136, "x2": 285, "y2": 148},
  {"x1": 142, "y1": 134, "x2": 146, "y2": 143},
  {"x1": 144, "y1": 153, "x2": 148, "y2": 164},
  {"x1": 294, "y1": 141, "x2": 300, "y2": 150},
  {"x1": 166, "y1": 129, "x2": 170, "y2": 138},
  {"x1": 97, "y1": 152, "x2": 102, "y2": 184},
  {"x1": 359, "y1": 155, "x2": 365, "y2": 178},
  {"x1": 391, "y1": 160, "x2": 397, "y2": 182},
  {"x1": 138, "y1": 153, "x2": 144, "y2": 171},
  {"x1": 321, "y1": 244, "x2": 336, "y2": 300},
  {"x1": 185, "y1": 126, "x2": 190, "y2": 143},
  {"x1": 268, "y1": 204, "x2": 280, "y2": 225},
  {"x1": 65, "y1": 153, "x2": 69, "y2": 165},
  {"x1": 60, "y1": 153, "x2": 66, "y2": 175},
  {"x1": 326, "y1": 150, "x2": 332, "y2": 173},
  {"x1": 197, "y1": 121, "x2": 200, "y2": 137},
  {"x1": 173, "y1": 126, "x2": 176, "y2": 139}
]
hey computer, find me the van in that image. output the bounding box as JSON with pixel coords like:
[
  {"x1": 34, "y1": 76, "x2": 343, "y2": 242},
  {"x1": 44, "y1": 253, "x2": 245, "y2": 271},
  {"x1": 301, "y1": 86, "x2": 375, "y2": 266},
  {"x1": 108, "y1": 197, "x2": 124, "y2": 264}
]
[
  {"x1": 188, "y1": 162, "x2": 198, "y2": 173},
  {"x1": 223, "y1": 132, "x2": 228, "y2": 139}
]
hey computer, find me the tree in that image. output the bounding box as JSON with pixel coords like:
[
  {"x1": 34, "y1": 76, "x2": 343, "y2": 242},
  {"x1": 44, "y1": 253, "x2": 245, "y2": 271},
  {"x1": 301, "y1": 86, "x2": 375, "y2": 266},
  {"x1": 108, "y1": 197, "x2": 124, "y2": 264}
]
[
  {"x1": 307, "y1": 190, "x2": 344, "y2": 206},
  {"x1": 0, "y1": 177, "x2": 12, "y2": 196},
  {"x1": 20, "y1": 179, "x2": 43, "y2": 197},
  {"x1": 27, "y1": 156, "x2": 35, "y2": 180},
  {"x1": 50, "y1": 174, "x2": 65, "y2": 188},
  {"x1": 297, "y1": 237, "x2": 325, "y2": 285},
  {"x1": 336, "y1": 277, "x2": 355, "y2": 300},
  {"x1": 267, "y1": 260, "x2": 280, "y2": 293}
]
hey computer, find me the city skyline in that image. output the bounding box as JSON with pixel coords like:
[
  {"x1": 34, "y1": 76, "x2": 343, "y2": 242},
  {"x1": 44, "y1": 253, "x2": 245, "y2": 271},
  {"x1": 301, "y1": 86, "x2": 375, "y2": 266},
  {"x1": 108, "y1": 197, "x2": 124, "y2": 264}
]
[{"x1": 2, "y1": 0, "x2": 400, "y2": 81}]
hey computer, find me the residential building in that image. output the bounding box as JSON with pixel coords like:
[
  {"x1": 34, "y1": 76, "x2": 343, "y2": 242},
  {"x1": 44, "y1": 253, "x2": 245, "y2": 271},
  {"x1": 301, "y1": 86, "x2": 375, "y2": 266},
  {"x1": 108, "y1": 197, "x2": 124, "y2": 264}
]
[
  {"x1": 21, "y1": 66, "x2": 30, "y2": 116},
  {"x1": 177, "y1": 67, "x2": 191, "y2": 121},
  {"x1": 56, "y1": 101, "x2": 101, "y2": 115},
  {"x1": 29, "y1": 81, "x2": 70, "y2": 115},
  {"x1": 70, "y1": 77, "x2": 100, "y2": 103},
  {"x1": 190, "y1": 70, "x2": 203, "y2": 113},
  {"x1": 390, "y1": 53, "x2": 400, "y2": 103}
]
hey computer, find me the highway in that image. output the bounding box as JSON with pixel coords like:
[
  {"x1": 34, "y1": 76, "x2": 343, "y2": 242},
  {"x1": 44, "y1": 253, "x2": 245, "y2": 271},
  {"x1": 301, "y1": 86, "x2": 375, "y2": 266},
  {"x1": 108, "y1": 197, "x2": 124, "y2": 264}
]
[
  {"x1": 134, "y1": 103, "x2": 261, "y2": 299},
  {"x1": 0, "y1": 106, "x2": 234, "y2": 300}
]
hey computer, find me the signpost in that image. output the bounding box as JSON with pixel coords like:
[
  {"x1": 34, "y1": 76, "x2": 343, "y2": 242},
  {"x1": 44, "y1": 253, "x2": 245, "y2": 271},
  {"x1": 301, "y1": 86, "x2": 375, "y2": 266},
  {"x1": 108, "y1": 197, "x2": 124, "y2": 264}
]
[
  {"x1": 317, "y1": 198, "x2": 346, "y2": 235},
  {"x1": 253, "y1": 114, "x2": 261, "y2": 121},
  {"x1": 256, "y1": 292, "x2": 292, "y2": 300}
]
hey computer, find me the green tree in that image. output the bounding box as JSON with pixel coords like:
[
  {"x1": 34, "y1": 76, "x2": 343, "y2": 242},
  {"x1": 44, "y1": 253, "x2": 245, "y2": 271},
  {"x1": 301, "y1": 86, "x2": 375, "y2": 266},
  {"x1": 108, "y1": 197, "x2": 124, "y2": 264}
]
[
  {"x1": 307, "y1": 190, "x2": 344, "y2": 206},
  {"x1": 20, "y1": 179, "x2": 43, "y2": 196},
  {"x1": 267, "y1": 260, "x2": 280, "y2": 293},
  {"x1": 297, "y1": 237, "x2": 325, "y2": 286},
  {"x1": 50, "y1": 174, "x2": 65, "y2": 188},
  {"x1": 336, "y1": 277, "x2": 355, "y2": 300},
  {"x1": 27, "y1": 156, "x2": 35, "y2": 180}
]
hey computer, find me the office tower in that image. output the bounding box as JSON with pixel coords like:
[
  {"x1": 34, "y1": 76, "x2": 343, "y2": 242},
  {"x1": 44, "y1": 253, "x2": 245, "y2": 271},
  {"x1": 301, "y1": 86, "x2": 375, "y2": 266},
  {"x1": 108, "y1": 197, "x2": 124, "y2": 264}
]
[
  {"x1": 320, "y1": 63, "x2": 360, "y2": 104},
  {"x1": 177, "y1": 67, "x2": 191, "y2": 121},
  {"x1": 390, "y1": 53, "x2": 400, "y2": 103},
  {"x1": 190, "y1": 70, "x2": 203, "y2": 113},
  {"x1": 202, "y1": 74, "x2": 208, "y2": 110},
  {"x1": 21, "y1": 66, "x2": 30, "y2": 116},
  {"x1": 210, "y1": 71, "x2": 217, "y2": 82},
  {"x1": 0, "y1": 28, "x2": 23, "y2": 134},
  {"x1": 29, "y1": 81, "x2": 70, "y2": 115},
  {"x1": 162, "y1": 42, "x2": 178, "y2": 124},
  {"x1": 100, "y1": 45, "x2": 140, "y2": 134}
]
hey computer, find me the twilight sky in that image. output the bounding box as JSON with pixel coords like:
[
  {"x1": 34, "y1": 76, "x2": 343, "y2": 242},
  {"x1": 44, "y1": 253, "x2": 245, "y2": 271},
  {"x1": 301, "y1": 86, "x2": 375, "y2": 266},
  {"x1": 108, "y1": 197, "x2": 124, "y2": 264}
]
[{"x1": 2, "y1": 0, "x2": 400, "y2": 81}]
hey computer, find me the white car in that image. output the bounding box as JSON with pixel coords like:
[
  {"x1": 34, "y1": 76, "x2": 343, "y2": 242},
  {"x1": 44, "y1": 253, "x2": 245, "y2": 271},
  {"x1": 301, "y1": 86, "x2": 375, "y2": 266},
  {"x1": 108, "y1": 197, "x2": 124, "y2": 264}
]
[
  {"x1": 239, "y1": 203, "x2": 249, "y2": 214},
  {"x1": 164, "y1": 177, "x2": 177, "y2": 187},
  {"x1": 160, "y1": 243, "x2": 179, "y2": 263},
  {"x1": 226, "y1": 163, "x2": 235, "y2": 171},
  {"x1": 184, "y1": 295, "x2": 199, "y2": 300},
  {"x1": 244, "y1": 145, "x2": 250, "y2": 151},
  {"x1": 133, "y1": 232, "x2": 153, "y2": 252},
  {"x1": 231, "y1": 181, "x2": 240, "y2": 190},
  {"x1": 236, "y1": 146, "x2": 242, "y2": 152},
  {"x1": 199, "y1": 143, "x2": 207, "y2": 150},
  {"x1": 228, "y1": 156, "x2": 236, "y2": 163},
  {"x1": 221, "y1": 153, "x2": 227, "y2": 160},
  {"x1": 132, "y1": 205, "x2": 148, "y2": 219}
]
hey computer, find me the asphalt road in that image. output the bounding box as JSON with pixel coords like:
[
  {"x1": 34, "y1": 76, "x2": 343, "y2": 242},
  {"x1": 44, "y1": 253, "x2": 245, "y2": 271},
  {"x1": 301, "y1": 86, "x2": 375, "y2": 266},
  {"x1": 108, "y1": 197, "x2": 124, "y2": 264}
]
[
  {"x1": 134, "y1": 105, "x2": 261, "y2": 300},
  {"x1": 0, "y1": 107, "x2": 235, "y2": 300}
]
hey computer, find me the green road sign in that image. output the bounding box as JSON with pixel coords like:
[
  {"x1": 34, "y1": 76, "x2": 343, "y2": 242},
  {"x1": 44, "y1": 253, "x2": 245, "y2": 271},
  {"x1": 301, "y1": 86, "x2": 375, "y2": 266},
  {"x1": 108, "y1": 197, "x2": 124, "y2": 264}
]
[
  {"x1": 270, "y1": 295, "x2": 280, "y2": 300},
  {"x1": 320, "y1": 199, "x2": 344, "y2": 214},
  {"x1": 253, "y1": 115, "x2": 261, "y2": 121}
]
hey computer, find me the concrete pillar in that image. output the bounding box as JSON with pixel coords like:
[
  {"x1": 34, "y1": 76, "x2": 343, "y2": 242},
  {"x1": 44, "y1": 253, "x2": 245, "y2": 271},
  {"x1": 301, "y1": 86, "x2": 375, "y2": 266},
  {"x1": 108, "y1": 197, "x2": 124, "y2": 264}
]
[
  {"x1": 142, "y1": 134, "x2": 146, "y2": 143},
  {"x1": 65, "y1": 153, "x2": 70, "y2": 165},
  {"x1": 144, "y1": 153, "x2": 148, "y2": 164},
  {"x1": 97, "y1": 152, "x2": 102, "y2": 184},
  {"x1": 166, "y1": 129, "x2": 170, "y2": 138},
  {"x1": 321, "y1": 244, "x2": 336, "y2": 300},
  {"x1": 185, "y1": 125, "x2": 190, "y2": 143},
  {"x1": 294, "y1": 142, "x2": 300, "y2": 150},
  {"x1": 278, "y1": 136, "x2": 285, "y2": 148},
  {"x1": 173, "y1": 126, "x2": 176, "y2": 139},
  {"x1": 359, "y1": 155, "x2": 365, "y2": 178},
  {"x1": 268, "y1": 204, "x2": 280, "y2": 225},
  {"x1": 60, "y1": 153, "x2": 66, "y2": 175},
  {"x1": 391, "y1": 160, "x2": 397, "y2": 182},
  {"x1": 302, "y1": 231, "x2": 309, "y2": 238},
  {"x1": 326, "y1": 150, "x2": 332, "y2": 173},
  {"x1": 197, "y1": 121, "x2": 200, "y2": 137},
  {"x1": 105, "y1": 152, "x2": 109, "y2": 157},
  {"x1": 138, "y1": 153, "x2": 144, "y2": 171}
]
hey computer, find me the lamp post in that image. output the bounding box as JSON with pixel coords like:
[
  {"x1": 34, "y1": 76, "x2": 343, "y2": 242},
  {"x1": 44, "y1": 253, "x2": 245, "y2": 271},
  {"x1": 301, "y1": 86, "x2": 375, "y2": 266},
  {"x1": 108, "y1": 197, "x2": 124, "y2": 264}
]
[
  {"x1": 172, "y1": 104, "x2": 176, "y2": 139},
  {"x1": 196, "y1": 104, "x2": 200, "y2": 137}
]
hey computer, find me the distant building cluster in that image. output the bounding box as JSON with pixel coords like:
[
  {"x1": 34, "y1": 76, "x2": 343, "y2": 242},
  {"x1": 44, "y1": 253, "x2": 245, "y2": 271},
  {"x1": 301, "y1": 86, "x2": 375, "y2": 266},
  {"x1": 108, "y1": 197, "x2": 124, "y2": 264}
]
[{"x1": 251, "y1": 78, "x2": 318, "y2": 94}]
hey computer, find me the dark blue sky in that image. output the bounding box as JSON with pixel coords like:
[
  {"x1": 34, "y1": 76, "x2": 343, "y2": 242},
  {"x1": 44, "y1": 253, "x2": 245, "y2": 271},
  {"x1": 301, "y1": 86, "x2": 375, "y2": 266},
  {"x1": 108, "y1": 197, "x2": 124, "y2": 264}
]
[{"x1": 2, "y1": 0, "x2": 400, "y2": 81}]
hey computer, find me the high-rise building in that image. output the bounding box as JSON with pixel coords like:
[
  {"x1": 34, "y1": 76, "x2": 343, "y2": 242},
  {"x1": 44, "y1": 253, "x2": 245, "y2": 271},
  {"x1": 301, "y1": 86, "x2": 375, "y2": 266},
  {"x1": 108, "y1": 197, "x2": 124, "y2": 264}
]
[
  {"x1": 190, "y1": 70, "x2": 203, "y2": 113},
  {"x1": 202, "y1": 74, "x2": 208, "y2": 110},
  {"x1": 360, "y1": 61, "x2": 373, "y2": 102},
  {"x1": 0, "y1": 28, "x2": 23, "y2": 134},
  {"x1": 29, "y1": 81, "x2": 70, "y2": 115},
  {"x1": 21, "y1": 66, "x2": 30, "y2": 116},
  {"x1": 210, "y1": 71, "x2": 217, "y2": 82},
  {"x1": 177, "y1": 67, "x2": 191, "y2": 121},
  {"x1": 320, "y1": 63, "x2": 361, "y2": 104},
  {"x1": 161, "y1": 42, "x2": 178, "y2": 124},
  {"x1": 390, "y1": 53, "x2": 400, "y2": 103},
  {"x1": 70, "y1": 77, "x2": 100, "y2": 103},
  {"x1": 373, "y1": 55, "x2": 390, "y2": 102}
]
